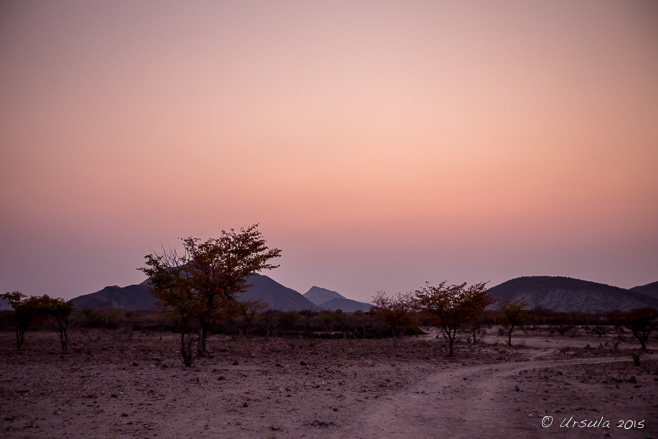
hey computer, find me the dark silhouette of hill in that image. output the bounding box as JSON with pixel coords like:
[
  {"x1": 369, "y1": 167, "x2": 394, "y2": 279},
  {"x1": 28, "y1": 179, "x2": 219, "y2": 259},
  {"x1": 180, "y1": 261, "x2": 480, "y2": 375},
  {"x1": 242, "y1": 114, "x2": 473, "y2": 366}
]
[
  {"x1": 71, "y1": 284, "x2": 156, "y2": 310},
  {"x1": 630, "y1": 281, "x2": 658, "y2": 300},
  {"x1": 70, "y1": 273, "x2": 316, "y2": 311},
  {"x1": 318, "y1": 298, "x2": 372, "y2": 312},
  {"x1": 303, "y1": 286, "x2": 344, "y2": 306},
  {"x1": 303, "y1": 286, "x2": 372, "y2": 312},
  {"x1": 486, "y1": 276, "x2": 658, "y2": 313},
  {"x1": 239, "y1": 273, "x2": 316, "y2": 311}
]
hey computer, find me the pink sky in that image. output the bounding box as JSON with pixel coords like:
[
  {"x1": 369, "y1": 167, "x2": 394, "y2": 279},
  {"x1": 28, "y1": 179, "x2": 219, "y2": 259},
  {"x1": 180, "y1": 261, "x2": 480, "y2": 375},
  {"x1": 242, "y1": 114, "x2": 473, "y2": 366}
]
[{"x1": 1, "y1": 1, "x2": 657, "y2": 302}]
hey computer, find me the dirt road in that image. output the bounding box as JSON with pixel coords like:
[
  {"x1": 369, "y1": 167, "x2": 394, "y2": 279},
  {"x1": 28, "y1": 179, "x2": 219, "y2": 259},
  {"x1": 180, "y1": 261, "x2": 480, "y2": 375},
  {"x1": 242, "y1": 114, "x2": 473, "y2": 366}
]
[{"x1": 335, "y1": 354, "x2": 657, "y2": 439}]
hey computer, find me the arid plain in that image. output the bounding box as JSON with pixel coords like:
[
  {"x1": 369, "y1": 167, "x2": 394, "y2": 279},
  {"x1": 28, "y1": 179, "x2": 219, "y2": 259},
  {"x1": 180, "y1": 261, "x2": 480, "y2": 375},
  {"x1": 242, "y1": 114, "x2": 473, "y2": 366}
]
[{"x1": 1, "y1": 328, "x2": 656, "y2": 439}]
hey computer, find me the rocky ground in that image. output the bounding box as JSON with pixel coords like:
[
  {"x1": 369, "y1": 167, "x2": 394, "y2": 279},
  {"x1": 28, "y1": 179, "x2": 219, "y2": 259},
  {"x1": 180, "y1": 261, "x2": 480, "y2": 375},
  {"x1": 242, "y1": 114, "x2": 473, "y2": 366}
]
[{"x1": 0, "y1": 328, "x2": 656, "y2": 438}]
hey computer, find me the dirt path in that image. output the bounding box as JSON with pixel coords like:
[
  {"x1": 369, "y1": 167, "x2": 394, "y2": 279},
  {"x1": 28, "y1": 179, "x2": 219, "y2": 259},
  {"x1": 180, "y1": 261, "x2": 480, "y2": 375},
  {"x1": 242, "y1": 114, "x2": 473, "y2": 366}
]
[{"x1": 333, "y1": 354, "x2": 656, "y2": 439}]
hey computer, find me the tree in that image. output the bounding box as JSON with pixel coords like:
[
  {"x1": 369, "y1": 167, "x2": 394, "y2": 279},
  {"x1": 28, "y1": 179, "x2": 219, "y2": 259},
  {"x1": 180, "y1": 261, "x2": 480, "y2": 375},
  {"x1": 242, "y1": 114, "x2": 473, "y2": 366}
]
[
  {"x1": 38, "y1": 295, "x2": 75, "y2": 352},
  {"x1": 624, "y1": 307, "x2": 657, "y2": 350},
  {"x1": 277, "y1": 310, "x2": 301, "y2": 332},
  {"x1": 371, "y1": 291, "x2": 415, "y2": 347},
  {"x1": 139, "y1": 225, "x2": 281, "y2": 359},
  {"x1": 499, "y1": 300, "x2": 529, "y2": 347},
  {"x1": 414, "y1": 282, "x2": 494, "y2": 356},
  {"x1": 2, "y1": 292, "x2": 40, "y2": 349},
  {"x1": 468, "y1": 313, "x2": 486, "y2": 345},
  {"x1": 235, "y1": 299, "x2": 268, "y2": 337}
]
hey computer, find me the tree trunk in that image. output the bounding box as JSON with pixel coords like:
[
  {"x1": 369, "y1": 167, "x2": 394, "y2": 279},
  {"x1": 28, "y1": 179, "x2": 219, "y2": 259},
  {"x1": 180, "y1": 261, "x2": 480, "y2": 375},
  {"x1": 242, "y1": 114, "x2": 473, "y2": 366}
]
[
  {"x1": 198, "y1": 324, "x2": 208, "y2": 356},
  {"x1": 15, "y1": 325, "x2": 25, "y2": 350},
  {"x1": 180, "y1": 332, "x2": 196, "y2": 367},
  {"x1": 57, "y1": 318, "x2": 69, "y2": 352},
  {"x1": 507, "y1": 323, "x2": 515, "y2": 347},
  {"x1": 59, "y1": 330, "x2": 68, "y2": 352},
  {"x1": 447, "y1": 326, "x2": 456, "y2": 357}
]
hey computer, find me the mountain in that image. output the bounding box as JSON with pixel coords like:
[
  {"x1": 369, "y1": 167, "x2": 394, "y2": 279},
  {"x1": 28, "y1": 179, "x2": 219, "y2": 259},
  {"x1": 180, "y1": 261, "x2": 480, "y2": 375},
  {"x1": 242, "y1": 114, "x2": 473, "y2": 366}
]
[
  {"x1": 317, "y1": 298, "x2": 372, "y2": 312},
  {"x1": 71, "y1": 283, "x2": 155, "y2": 310},
  {"x1": 239, "y1": 273, "x2": 316, "y2": 311},
  {"x1": 70, "y1": 273, "x2": 316, "y2": 312},
  {"x1": 0, "y1": 297, "x2": 11, "y2": 311},
  {"x1": 303, "y1": 286, "x2": 372, "y2": 312},
  {"x1": 303, "y1": 286, "x2": 344, "y2": 306},
  {"x1": 630, "y1": 281, "x2": 658, "y2": 300},
  {"x1": 486, "y1": 276, "x2": 658, "y2": 313}
]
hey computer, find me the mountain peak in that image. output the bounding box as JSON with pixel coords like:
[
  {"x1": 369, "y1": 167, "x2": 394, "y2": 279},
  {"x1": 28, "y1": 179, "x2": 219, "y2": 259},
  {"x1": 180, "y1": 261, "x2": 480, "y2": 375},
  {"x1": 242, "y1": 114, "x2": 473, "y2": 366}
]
[{"x1": 303, "y1": 286, "x2": 345, "y2": 306}]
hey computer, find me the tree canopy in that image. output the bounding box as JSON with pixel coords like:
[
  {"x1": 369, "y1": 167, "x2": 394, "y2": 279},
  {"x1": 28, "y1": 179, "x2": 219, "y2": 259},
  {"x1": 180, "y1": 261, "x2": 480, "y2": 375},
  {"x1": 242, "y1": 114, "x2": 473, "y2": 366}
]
[
  {"x1": 499, "y1": 300, "x2": 529, "y2": 347},
  {"x1": 415, "y1": 282, "x2": 494, "y2": 356},
  {"x1": 139, "y1": 224, "x2": 281, "y2": 359},
  {"x1": 371, "y1": 291, "x2": 415, "y2": 347}
]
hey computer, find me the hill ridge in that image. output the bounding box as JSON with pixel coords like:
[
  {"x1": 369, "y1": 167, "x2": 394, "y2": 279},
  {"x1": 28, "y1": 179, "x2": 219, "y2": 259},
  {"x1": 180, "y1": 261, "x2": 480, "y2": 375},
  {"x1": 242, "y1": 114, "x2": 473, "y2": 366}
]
[{"x1": 486, "y1": 275, "x2": 658, "y2": 313}]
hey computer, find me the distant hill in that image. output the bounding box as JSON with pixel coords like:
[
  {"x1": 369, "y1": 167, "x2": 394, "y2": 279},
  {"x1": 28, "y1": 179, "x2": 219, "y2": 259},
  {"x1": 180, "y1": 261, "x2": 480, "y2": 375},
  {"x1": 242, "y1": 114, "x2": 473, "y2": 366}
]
[
  {"x1": 0, "y1": 297, "x2": 10, "y2": 311},
  {"x1": 70, "y1": 273, "x2": 316, "y2": 312},
  {"x1": 318, "y1": 298, "x2": 372, "y2": 313},
  {"x1": 71, "y1": 283, "x2": 155, "y2": 310},
  {"x1": 239, "y1": 274, "x2": 316, "y2": 311},
  {"x1": 303, "y1": 286, "x2": 372, "y2": 312},
  {"x1": 630, "y1": 281, "x2": 658, "y2": 300},
  {"x1": 303, "y1": 287, "x2": 344, "y2": 306},
  {"x1": 486, "y1": 276, "x2": 658, "y2": 313}
]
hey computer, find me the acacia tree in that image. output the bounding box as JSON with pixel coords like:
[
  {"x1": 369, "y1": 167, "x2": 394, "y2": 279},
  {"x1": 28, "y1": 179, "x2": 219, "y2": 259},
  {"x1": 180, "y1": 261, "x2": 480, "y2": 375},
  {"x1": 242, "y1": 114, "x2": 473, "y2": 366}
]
[
  {"x1": 414, "y1": 282, "x2": 494, "y2": 356},
  {"x1": 2, "y1": 292, "x2": 75, "y2": 351},
  {"x1": 371, "y1": 291, "x2": 415, "y2": 347},
  {"x1": 38, "y1": 295, "x2": 75, "y2": 352},
  {"x1": 2, "y1": 292, "x2": 40, "y2": 349},
  {"x1": 499, "y1": 300, "x2": 529, "y2": 347},
  {"x1": 624, "y1": 307, "x2": 657, "y2": 350},
  {"x1": 234, "y1": 299, "x2": 268, "y2": 337},
  {"x1": 468, "y1": 313, "x2": 486, "y2": 345},
  {"x1": 139, "y1": 225, "x2": 281, "y2": 359}
]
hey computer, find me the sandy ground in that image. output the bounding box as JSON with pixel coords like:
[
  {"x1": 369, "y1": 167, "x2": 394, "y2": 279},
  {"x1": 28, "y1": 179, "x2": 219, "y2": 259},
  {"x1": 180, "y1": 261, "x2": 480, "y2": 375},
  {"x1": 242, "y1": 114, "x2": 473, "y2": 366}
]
[{"x1": 1, "y1": 328, "x2": 656, "y2": 439}]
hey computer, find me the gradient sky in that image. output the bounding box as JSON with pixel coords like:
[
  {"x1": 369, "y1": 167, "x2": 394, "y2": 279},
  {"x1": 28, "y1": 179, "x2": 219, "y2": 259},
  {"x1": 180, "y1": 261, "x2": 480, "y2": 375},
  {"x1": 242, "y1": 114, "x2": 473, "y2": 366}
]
[{"x1": 1, "y1": 1, "x2": 657, "y2": 302}]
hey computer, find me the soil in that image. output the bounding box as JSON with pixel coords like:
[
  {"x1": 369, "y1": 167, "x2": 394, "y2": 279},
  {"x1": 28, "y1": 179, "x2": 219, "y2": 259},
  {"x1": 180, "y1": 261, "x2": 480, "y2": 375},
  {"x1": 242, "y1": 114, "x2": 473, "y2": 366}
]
[{"x1": 1, "y1": 328, "x2": 656, "y2": 438}]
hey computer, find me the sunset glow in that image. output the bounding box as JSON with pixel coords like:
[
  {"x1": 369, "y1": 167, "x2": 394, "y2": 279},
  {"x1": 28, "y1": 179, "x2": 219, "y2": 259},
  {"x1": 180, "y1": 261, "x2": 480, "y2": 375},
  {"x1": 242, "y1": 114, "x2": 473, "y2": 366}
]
[{"x1": 1, "y1": 1, "x2": 657, "y2": 301}]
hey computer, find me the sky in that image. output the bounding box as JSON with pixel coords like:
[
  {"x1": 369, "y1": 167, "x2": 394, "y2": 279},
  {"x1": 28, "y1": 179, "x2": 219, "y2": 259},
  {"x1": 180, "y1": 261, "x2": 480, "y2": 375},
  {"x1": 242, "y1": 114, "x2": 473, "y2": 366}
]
[{"x1": 1, "y1": 0, "x2": 657, "y2": 303}]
